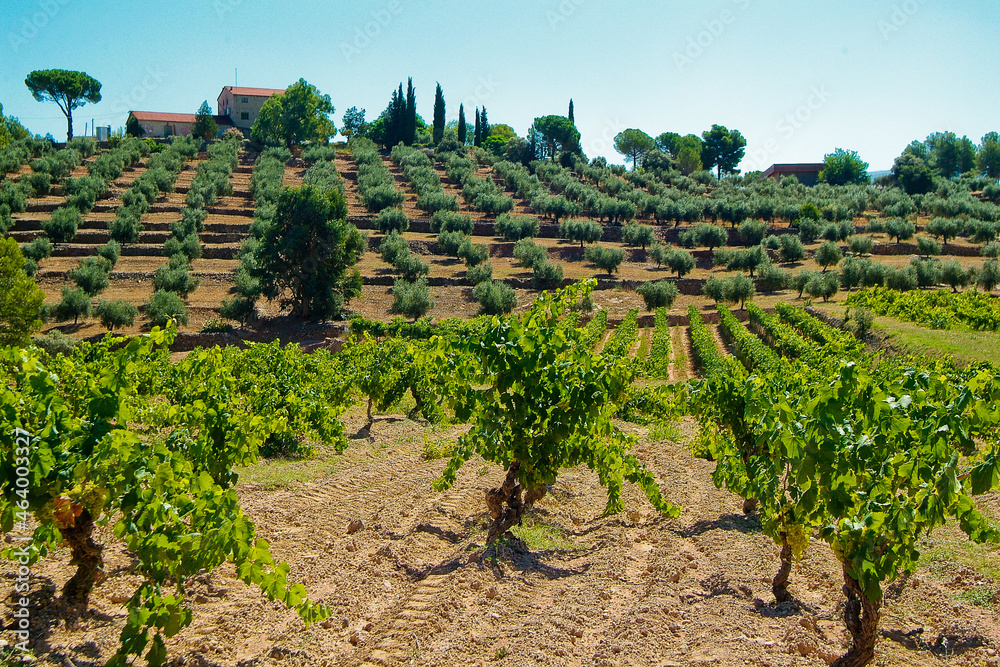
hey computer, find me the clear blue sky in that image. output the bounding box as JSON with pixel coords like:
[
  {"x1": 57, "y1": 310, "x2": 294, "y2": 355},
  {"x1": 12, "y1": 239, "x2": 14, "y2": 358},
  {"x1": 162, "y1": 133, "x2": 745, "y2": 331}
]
[{"x1": 2, "y1": 0, "x2": 997, "y2": 171}]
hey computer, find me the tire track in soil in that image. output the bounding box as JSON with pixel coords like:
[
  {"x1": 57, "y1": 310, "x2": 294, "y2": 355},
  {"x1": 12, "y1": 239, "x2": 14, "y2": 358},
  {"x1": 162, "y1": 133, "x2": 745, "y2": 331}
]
[
  {"x1": 711, "y1": 324, "x2": 734, "y2": 359},
  {"x1": 629, "y1": 326, "x2": 649, "y2": 360},
  {"x1": 593, "y1": 328, "x2": 614, "y2": 354}
]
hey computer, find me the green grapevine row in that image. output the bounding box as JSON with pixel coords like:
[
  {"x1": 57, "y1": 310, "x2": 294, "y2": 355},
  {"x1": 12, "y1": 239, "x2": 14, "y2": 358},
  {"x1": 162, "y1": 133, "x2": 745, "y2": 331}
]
[
  {"x1": 717, "y1": 304, "x2": 782, "y2": 373},
  {"x1": 644, "y1": 308, "x2": 672, "y2": 380},
  {"x1": 846, "y1": 286, "x2": 1000, "y2": 331},
  {"x1": 580, "y1": 309, "x2": 608, "y2": 349},
  {"x1": 603, "y1": 308, "x2": 639, "y2": 359}
]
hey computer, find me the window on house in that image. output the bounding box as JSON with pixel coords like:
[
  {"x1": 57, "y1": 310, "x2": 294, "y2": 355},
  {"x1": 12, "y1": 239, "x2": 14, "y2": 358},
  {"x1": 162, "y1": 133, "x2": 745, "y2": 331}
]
[
  {"x1": 240, "y1": 112, "x2": 250, "y2": 121},
  {"x1": 241, "y1": 97, "x2": 248, "y2": 103}
]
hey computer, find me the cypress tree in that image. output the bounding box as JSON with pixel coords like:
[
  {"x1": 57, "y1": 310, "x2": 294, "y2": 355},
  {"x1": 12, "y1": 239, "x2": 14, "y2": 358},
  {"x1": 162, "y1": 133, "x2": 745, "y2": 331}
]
[
  {"x1": 474, "y1": 108, "x2": 481, "y2": 147},
  {"x1": 480, "y1": 107, "x2": 489, "y2": 143},
  {"x1": 405, "y1": 77, "x2": 416, "y2": 146},
  {"x1": 432, "y1": 82, "x2": 445, "y2": 145},
  {"x1": 568, "y1": 99, "x2": 575, "y2": 124},
  {"x1": 457, "y1": 104, "x2": 467, "y2": 146},
  {"x1": 384, "y1": 87, "x2": 401, "y2": 147},
  {"x1": 395, "y1": 83, "x2": 405, "y2": 146}
]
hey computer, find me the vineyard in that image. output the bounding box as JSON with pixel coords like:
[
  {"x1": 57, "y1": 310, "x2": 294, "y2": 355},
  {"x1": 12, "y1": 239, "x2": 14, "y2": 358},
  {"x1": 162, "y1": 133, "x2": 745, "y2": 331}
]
[
  {"x1": 3, "y1": 115, "x2": 1000, "y2": 667},
  {"x1": 1, "y1": 275, "x2": 999, "y2": 666}
]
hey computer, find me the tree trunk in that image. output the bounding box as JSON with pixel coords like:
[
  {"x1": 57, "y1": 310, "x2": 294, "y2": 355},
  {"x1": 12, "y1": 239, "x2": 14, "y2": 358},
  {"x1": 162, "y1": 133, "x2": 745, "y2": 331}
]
[
  {"x1": 60, "y1": 509, "x2": 103, "y2": 606},
  {"x1": 484, "y1": 462, "x2": 546, "y2": 544},
  {"x1": 772, "y1": 534, "x2": 793, "y2": 603},
  {"x1": 66, "y1": 111, "x2": 73, "y2": 142},
  {"x1": 831, "y1": 564, "x2": 881, "y2": 667}
]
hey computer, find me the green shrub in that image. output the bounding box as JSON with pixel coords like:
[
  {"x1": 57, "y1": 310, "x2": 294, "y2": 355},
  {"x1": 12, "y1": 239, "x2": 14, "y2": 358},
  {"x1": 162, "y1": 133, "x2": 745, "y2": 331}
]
[
  {"x1": 154, "y1": 255, "x2": 200, "y2": 297},
  {"x1": 376, "y1": 207, "x2": 410, "y2": 234},
  {"x1": 531, "y1": 260, "x2": 563, "y2": 289},
  {"x1": 146, "y1": 289, "x2": 189, "y2": 327},
  {"x1": 473, "y1": 280, "x2": 517, "y2": 315},
  {"x1": 758, "y1": 262, "x2": 789, "y2": 292},
  {"x1": 67, "y1": 258, "x2": 110, "y2": 296},
  {"x1": 110, "y1": 208, "x2": 144, "y2": 244},
  {"x1": 916, "y1": 236, "x2": 941, "y2": 257},
  {"x1": 361, "y1": 183, "x2": 405, "y2": 213},
  {"x1": 391, "y1": 277, "x2": 433, "y2": 320},
  {"x1": 910, "y1": 257, "x2": 942, "y2": 288},
  {"x1": 416, "y1": 191, "x2": 459, "y2": 214},
  {"x1": 164, "y1": 233, "x2": 203, "y2": 260},
  {"x1": 779, "y1": 234, "x2": 806, "y2": 262},
  {"x1": 22, "y1": 237, "x2": 52, "y2": 262},
  {"x1": 31, "y1": 329, "x2": 77, "y2": 356},
  {"x1": 431, "y1": 210, "x2": 474, "y2": 234},
  {"x1": 379, "y1": 232, "x2": 410, "y2": 265},
  {"x1": 622, "y1": 223, "x2": 657, "y2": 249},
  {"x1": 458, "y1": 238, "x2": 489, "y2": 266},
  {"x1": 495, "y1": 213, "x2": 539, "y2": 241},
  {"x1": 513, "y1": 238, "x2": 547, "y2": 269},
  {"x1": 436, "y1": 230, "x2": 468, "y2": 257},
  {"x1": 394, "y1": 251, "x2": 430, "y2": 281},
  {"x1": 53, "y1": 286, "x2": 91, "y2": 324},
  {"x1": 467, "y1": 262, "x2": 493, "y2": 285},
  {"x1": 585, "y1": 244, "x2": 626, "y2": 275},
  {"x1": 846, "y1": 235, "x2": 874, "y2": 255},
  {"x1": 95, "y1": 299, "x2": 139, "y2": 331},
  {"x1": 96, "y1": 239, "x2": 121, "y2": 267},
  {"x1": 738, "y1": 219, "x2": 768, "y2": 246},
  {"x1": 884, "y1": 266, "x2": 919, "y2": 291},
  {"x1": 42, "y1": 206, "x2": 81, "y2": 244},
  {"x1": 559, "y1": 218, "x2": 603, "y2": 247},
  {"x1": 219, "y1": 296, "x2": 256, "y2": 324},
  {"x1": 636, "y1": 280, "x2": 679, "y2": 310}
]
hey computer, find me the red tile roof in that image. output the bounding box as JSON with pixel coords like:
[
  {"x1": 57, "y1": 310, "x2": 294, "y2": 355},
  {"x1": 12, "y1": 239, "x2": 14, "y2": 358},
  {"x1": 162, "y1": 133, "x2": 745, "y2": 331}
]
[
  {"x1": 220, "y1": 86, "x2": 286, "y2": 98},
  {"x1": 129, "y1": 111, "x2": 234, "y2": 125}
]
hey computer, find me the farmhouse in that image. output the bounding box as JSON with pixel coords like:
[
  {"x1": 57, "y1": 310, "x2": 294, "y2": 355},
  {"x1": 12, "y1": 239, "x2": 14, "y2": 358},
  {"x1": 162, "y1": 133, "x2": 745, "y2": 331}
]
[
  {"x1": 762, "y1": 163, "x2": 825, "y2": 186},
  {"x1": 126, "y1": 111, "x2": 235, "y2": 139},
  {"x1": 217, "y1": 86, "x2": 285, "y2": 133},
  {"x1": 127, "y1": 85, "x2": 285, "y2": 139}
]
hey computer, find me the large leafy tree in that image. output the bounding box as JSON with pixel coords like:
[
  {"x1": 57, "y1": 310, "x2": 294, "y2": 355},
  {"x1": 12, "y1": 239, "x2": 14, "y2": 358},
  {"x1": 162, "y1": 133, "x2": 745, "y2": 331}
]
[
  {"x1": 891, "y1": 149, "x2": 936, "y2": 195},
  {"x1": 925, "y1": 131, "x2": 976, "y2": 178},
  {"x1": 978, "y1": 131, "x2": 1000, "y2": 179},
  {"x1": 655, "y1": 131, "x2": 682, "y2": 156},
  {"x1": 248, "y1": 185, "x2": 364, "y2": 320},
  {"x1": 532, "y1": 115, "x2": 580, "y2": 161},
  {"x1": 819, "y1": 147, "x2": 870, "y2": 186},
  {"x1": 24, "y1": 69, "x2": 102, "y2": 141},
  {"x1": 251, "y1": 79, "x2": 335, "y2": 148},
  {"x1": 701, "y1": 124, "x2": 747, "y2": 178},
  {"x1": 0, "y1": 238, "x2": 45, "y2": 346},
  {"x1": 340, "y1": 106, "x2": 366, "y2": 138},
  {"x1": 614, "y1": 129, "x2": 655, "y2": 171},
  {"x1": 191, "y1": 101, "x2": 218, "y2": 141},
  {"x1": 432, "y1": 83, "x2": 445, "y2": 145}
]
